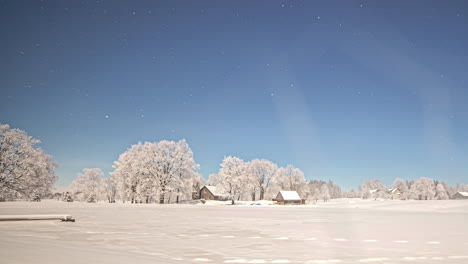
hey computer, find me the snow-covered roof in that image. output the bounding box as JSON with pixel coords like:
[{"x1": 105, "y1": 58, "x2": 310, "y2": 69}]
[
  {"x1": 278, "y1": 191, "x2": 301, "y2": 201},
  {"x1": 456, "y1": 192, "x2": 468, "y2": 197},
  {"x1": 203, "y1": 186, "x2": 225, "y2": 197},
  {"x1": 369, "y1": 189, "x2": 379, "y2": 193}
]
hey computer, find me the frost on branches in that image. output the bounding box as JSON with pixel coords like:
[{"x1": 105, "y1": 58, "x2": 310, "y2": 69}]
[
  {"x1": 69, "y1": 168, "x2": 103, "y2": 202},
  {"x1": 110, "y1": 139, "x2": 201, "y2": 204},
  {"x1": 249, "y1": 159, "x2": 277, "y2": 200},
  {"x1": 219, "y1": 156, "x2": 247, "y2": 204},
  {"x1": 0, "y1": 124, "x2": 57, "y2": 201}
]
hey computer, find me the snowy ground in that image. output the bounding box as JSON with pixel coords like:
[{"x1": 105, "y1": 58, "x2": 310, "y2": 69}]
[{"x1": 1, "y1": 199, "x2": 468, "y2": 264}]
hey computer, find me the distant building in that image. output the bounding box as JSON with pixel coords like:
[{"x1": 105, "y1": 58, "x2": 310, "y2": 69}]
[
  {"x1": 199, "y1": 186, "x2": 228, "y2": 201},
  {"x1": 452, "y1": 192, "x2": 468, "y2": 200},
  {"x1": 275, "y1": 191, "x2": 304, "y2": 205},
  {"x1": 388, "y1": 188, "x2": 402, "y2": 195}
]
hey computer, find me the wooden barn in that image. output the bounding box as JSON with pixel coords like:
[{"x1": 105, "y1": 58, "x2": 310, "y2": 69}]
[
  {"x1": 275, "y1": 191, "x2": 305, "y2": 205},
  {"x1": 199, "y1": 186, "x2": 228, "y2": 201},
  {"x1": 452, "y1": 191, "x2": 468, "y2": 200},
  {"x1": 388, "y1": 188, "x2": 402, "y2": 195}
]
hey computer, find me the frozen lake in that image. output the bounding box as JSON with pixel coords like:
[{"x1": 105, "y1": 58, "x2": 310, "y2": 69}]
[{"x1": 1, "y1": 199, "x2": 468, "y2": 264}]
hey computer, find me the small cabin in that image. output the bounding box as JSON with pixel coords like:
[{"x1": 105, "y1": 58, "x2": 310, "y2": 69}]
[
  {"x1": 452, "y1": 192, "x2": 468, "y2": 200},
  {"x1": 199, "y1": 186, "x2": 228, "y2": 201},
  {"x1": 275, "y1": 191, "x2": 304, "y2": 205},
  {"x1": 388, "y1": 188, "x2": 402, "y2": 195}
]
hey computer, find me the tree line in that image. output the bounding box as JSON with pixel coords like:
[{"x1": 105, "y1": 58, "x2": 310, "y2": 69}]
[{"x1": 1, "y1": 123, "x2": 467, "y2": 203}]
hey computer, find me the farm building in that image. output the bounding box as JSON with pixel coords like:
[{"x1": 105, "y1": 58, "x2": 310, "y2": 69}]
[
  {"x1": 452, "y1": 192, "x2": 468, "y2": 200},
  {"x1": 199, "y1": 186, "x2": 228, "y2": 201},
  {"x1": 388, "y1": 188, "x2": 402, "y2": 195},
  {"x1": 275, "y1": 191, "x2": 305, "y2": 205}
]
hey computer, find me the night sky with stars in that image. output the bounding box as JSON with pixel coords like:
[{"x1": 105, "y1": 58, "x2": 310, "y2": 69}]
[{"x1": 1, "y1": 0, "x2": 467, "y2": 190}]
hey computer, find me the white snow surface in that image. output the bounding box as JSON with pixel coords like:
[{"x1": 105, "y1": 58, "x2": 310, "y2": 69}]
[
  {"x1": 1, "y1": 199, "x2": 468, "y2": 264},
  {"x1": 278, "y1": 191, "x2": 301, "y2": 201}
]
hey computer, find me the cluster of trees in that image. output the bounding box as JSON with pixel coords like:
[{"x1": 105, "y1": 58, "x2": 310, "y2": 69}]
[
  {"x1": 67, "y1": 140, "x2": 205, "y2": 204},
  {"x1": 66, "y1": 155, "x2": 467, "y2": 204},
  {"x1": 0, "y1": 124, "x2": 57, "y2": 201},
  {"x1": 2, "y1": 123, "x2": 466, "y2": 204},
  {"x1": 207, "y1": 157, "x2": 306, "y2": 202},
  {"x1": 206, "y1": 156, "x2": 342, "y2": 203},
  {"x1": 344, "y1": 178, "x2": 468, "y2": 200}
]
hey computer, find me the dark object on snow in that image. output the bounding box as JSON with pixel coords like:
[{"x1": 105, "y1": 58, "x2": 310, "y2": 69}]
[
  {"x1": 63, "y1": 192, "x2": 73, "y2": 202},
  {"x1": 87, "y1": 195, "x2": 97, "y2": 203},
  {"x1": 0, "y1": 214, "x2": 75, "y2": 222}
]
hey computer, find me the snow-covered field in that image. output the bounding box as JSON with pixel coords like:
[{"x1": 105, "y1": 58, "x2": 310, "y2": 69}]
[{"x1": 1, "y1": 199, "x2": 468, "y2": 264}]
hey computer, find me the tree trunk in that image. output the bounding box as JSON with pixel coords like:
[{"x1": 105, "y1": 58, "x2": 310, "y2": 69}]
[
  {"x1": 251, "y1": 192, "x2": 256, "y2": 201},
  {"x1": 260, "y1": 189, "x2": 265, "y2": 200},
  {"x1": 159, "y1": 193, "x2": 165, "y2": 204}
]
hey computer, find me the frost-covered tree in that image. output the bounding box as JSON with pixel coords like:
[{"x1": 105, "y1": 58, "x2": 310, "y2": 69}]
[
  {"x1": 320, "y1": 184, "x2": 330, "y2": 202},
  {"x1": 409, "y1": 177, "x2": 436, "y2": 200},
  {"x1": 110, "y1": 139, "x2": 199, "y2": 204},
  {"x1": 306, "y1": 180, "x2": 326, "y2": 202},
  {"x1": 435, "y1": 183, "x2": 449, "y2": 200},
  {"x1": 0, "y1": 124, "x2": 57, "y2": 200},
  {"x1": 391, "y1": 178, "x2": 410, "y2": 200},
  {"x1": 326, "y1": 180, "x2": 342, "y2": 199},
  {"x1": 218, "y1": 156, "x2": 247, "y2": 204},
  {"x1": 361, "y1": 180, "x2": 388, "y2": 200},
  {"x1": 189, "y1": 172, "x2": 205, "y2": 200},
  {"x1": 102, "y1": 177, "x2": 117, "y2": 203},
  {"x1": 249, "y1": 159, "x2": 278, "y2": 200},
  {"x1": 310, "y1": 187, "x2": 320, "y2": 203},
  {"x1": 70, "y1": 168, "x2": 103, "y2": 202},
  {"x1": 273, "y1": 165, "x2": 306, "y2": 195},
  {"x1": 344, "y1": 189, "x2": 359, "y2": 198},
  {"x1": 207, "y1": 173, "x2": 221, "y2": 186}
]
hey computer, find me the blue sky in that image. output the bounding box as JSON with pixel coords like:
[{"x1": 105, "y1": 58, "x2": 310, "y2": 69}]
[{"x1": 1, "y1": 0, "x2": 467, "y2": 190}]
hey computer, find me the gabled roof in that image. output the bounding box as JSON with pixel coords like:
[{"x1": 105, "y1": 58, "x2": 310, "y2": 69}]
[
  {"x1": 455, "y1": 191, "x2": 468, "y2": 197},
  {"x1": 202, "y1": 185, "x2": 226, "y2": 197},
  {"x1": 278, "y1": 191, "x2": 301, "y2": 201}
]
